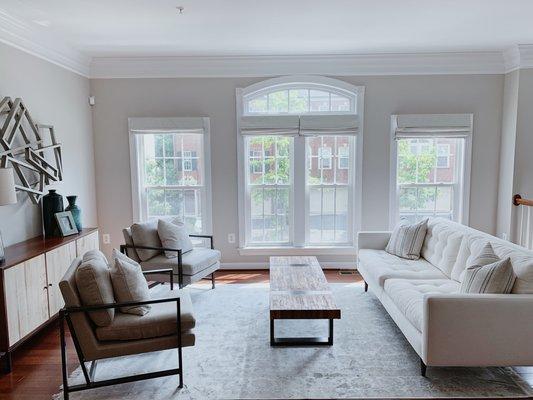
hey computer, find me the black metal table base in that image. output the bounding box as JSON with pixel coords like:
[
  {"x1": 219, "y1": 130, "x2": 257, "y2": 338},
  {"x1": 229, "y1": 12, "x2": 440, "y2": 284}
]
[{"x1": 270, "y1": 318, "x2": 334, "y2": 346}]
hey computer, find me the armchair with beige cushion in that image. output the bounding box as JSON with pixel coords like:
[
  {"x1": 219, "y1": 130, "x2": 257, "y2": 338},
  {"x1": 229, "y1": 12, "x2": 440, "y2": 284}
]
[
  {"x1": 121, "y1": 219, "x2": 221, "y2": 289},
  {"x1": 59, "y1": 255, "x2": 195, "y2": 399}
]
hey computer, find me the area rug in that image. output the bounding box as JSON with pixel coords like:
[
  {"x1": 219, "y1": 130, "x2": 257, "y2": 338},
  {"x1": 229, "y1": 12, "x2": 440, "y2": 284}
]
[{"x1": 53, "y1": 282, "x2": 531, "y2": 399}]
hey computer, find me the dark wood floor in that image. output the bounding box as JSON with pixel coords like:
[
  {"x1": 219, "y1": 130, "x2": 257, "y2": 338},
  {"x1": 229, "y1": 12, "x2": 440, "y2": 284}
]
[{"x1": 0, "y1": 270, "x2": 531, "y2": 399}]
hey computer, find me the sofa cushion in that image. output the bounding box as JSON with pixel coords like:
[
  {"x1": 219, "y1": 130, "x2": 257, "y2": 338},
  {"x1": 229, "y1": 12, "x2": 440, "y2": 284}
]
[
  {"x1": 110, "y1": 249, "x2": 151, "y2": 316},
  {"x1": 130, "y1": 219, "x2": 162, "y2": 261},
  {"x1": 450, "y1": 235, "x2": 488, "y2": 282},
  {"x1": 141, "y1": 248, "x2": 221, "y2": 275},
  {"x1": 385, "y1": 219, "x2": 428, "y2": 260},
  {"x1": 358, "y1": 249, "x2": 446, "y2": 288},
  {"x1": 461, "y1": 257, "x2": 515, "y2": 294},
  {"x1": 158, "y1": 218, "x2": 193, "y2": 258},
  {"x1": 421, "y1": 221, "x2": 463, "y2": 277},
  {"x1": 75, "y1": 251, "x2": 115, "y2": 327},
  {"x1": 96, "y1": 289, "x2": 195, "y2": 341},
  {"x1": 384, "y1": 278, "x2": 460, "y2": 332}
]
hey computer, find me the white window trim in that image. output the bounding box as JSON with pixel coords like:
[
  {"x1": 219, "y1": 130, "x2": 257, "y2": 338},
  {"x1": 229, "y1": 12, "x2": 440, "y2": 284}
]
[
  {"x1": 388, "y1": 114, "x2": 472, "y2": 228},
  {"x1": 236, "y1": 76, "x2": 364, "y2": 253},
  {"x1": 128, "y1": 117, "x2": 213, "y2": 234}
]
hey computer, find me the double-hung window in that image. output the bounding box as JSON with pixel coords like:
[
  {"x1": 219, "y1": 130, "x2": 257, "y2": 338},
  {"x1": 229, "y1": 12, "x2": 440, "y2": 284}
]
[
  {"x1": 390, "y1": 114, "x2": 472, "y2": 226},
  {"x1": 129, "y1": 117, "x2": 212, "y2": 234},
  {"x1": 237, "y1": 76, "x2": 364, "y2": 252}
]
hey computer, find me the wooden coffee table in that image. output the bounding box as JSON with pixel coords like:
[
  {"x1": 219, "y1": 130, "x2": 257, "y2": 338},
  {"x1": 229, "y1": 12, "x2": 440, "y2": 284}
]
[{"x1": 269, "y1": 256, "x2": 341, "y2": 346}]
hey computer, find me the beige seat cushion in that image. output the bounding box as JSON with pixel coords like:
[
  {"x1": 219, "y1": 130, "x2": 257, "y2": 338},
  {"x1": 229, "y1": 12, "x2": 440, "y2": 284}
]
[
  {"x1": 96, "y1": 289, "x2": 195, "y2": 341},
  {"x1": 358, "y1": 249, "x2": 446, "y2": 288},
  {"x1": 141, "y1": 248, "x2": 221, "y2": 275},
  {"x1": 75, "y1": 250, "x2": 115, "y2": 327},
  {"x1": 383, "y1": 278, "x2": 460, "y2": 332},
  {"x1": 130, "y1": 219, "x2": 162, "y2": 261},
  {"x1": 111, "y1": 250, "x2": 151, "y2": 315}
]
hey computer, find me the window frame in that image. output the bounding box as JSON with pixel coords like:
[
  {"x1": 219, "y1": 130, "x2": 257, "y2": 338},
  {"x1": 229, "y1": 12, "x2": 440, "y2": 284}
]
[
  {"x1": 236, "y1": 76, "x2": 364, "y2": 255},
  {"x1": 128, "y1": 117, "x2": 213, "y2": 234},
  {"x1": 388, "y1": 115, "x2": 472, "y2": 228}
]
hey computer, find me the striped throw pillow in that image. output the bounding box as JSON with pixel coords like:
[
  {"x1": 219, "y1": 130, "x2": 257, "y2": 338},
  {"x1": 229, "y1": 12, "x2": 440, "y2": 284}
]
[
  {"x1": 385, "y1": 219, "x2": 428, "y2": 260},
  {"x1": 460, "y1": 243, "x2": 516, "y2": 294}
]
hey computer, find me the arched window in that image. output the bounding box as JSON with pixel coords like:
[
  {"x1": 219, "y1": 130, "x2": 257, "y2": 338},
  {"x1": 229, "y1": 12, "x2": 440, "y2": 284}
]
[
  {"x1": 243, "y1": 81, "x2": 356, "y2": 115},
  {"x1": 236, "y1": 76, "x2": 364, "y2": 252}
]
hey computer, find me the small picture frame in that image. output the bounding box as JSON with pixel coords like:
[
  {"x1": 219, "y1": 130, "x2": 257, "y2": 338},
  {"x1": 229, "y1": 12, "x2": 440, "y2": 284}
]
[{"x1": 54, "y1": 211, "x2": 79, "y2": 237}]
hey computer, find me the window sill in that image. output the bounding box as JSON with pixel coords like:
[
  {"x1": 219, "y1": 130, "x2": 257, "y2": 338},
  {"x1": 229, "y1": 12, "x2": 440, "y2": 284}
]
[{"x1": 238, "y1": 246, "x2": 357, "y2": 256}]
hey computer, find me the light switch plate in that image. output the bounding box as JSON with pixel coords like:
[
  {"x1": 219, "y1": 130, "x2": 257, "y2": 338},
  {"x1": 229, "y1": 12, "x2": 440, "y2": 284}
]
[{"x1": 102, "y1": 234, "x2": 111, "y2": 244}]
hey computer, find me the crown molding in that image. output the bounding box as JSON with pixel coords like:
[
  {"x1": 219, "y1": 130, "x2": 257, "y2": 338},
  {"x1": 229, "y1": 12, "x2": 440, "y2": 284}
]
[
  {"x1": 90, "y1": 51, "x2": 508, "y2": 79},
  {"x1": 503, "y1": 44, "x2": 533, "y2": 73},
  {"x1": 0, "y1": 9, "x2": 90, "y2": 77}
]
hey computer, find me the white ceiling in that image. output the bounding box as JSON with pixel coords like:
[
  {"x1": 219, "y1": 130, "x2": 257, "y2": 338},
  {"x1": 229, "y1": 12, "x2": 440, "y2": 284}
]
[{"x1": 2, "y1": 0, "x2": 533, "y2": 57}]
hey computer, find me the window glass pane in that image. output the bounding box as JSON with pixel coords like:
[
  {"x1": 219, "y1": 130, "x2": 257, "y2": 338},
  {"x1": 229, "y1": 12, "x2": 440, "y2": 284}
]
[
  {"x1": 147, "y1": 188, "x2": 166, "y2": 217},
  {"x1": 248, "y1": 95, "x2": 267, "y2": 113},
  {"x1": 309, "y1": 187, "x2": 322, "y2": 243},
  {"x1": 142, "y1": 133, "x2": 205, "y2": 231},
  {"x1": 164, "y1": 159, "x2": 180, "y2": 185},
  {"x1": 288, "y1": 89, "x2": 309, "y2": 113},
  {"x1": 321, "y1": 137, "x2": 335, "y2": 184},
  {"x1": 396, "y1": 137, "x2": 464, "y2": 224},
  {"x1": 144, "y1": 159, "x2": 164, "y2": 186},
  {"x1": 335, "y1": 186, "x2": 348, "y2": 242},
  {"x1": 268, "y1": 90, "x2": 289, "y2": 113},
  {"x1": 335, "y1": 137, "x2": 350, "y2": 184},
  {"x1": 330, "y1": 94, "x2": 350, "y2": 112},
  {"x1": 310, "y1": 90, "x2": 330, "y2": 112}
]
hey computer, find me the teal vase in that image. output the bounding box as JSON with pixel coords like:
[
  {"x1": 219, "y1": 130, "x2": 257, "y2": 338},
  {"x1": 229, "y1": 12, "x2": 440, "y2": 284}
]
[{"x1": 65, "y1": 195, "x2": 82, "y2": 231}]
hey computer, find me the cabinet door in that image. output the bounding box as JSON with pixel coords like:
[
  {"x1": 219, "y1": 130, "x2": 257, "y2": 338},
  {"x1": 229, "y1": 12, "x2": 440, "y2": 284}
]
[
  {"x1": 4, "y1": 255, "x2": 49, "y2": 345},
  {"x1": 45, "y1": 242, "x2": 77, "y2": 316},
  {"x1": 4, "y1": 263, "x2": 26, "y2": 345},
  {"x1": 76, "y1": 231, "x2": 99, "y2": 257}
]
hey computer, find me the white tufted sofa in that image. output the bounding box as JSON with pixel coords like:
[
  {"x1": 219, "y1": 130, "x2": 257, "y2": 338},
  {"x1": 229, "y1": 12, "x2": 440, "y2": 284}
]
[{"x1": 357, "y1": 218, "x2": 533, "y2": 375}]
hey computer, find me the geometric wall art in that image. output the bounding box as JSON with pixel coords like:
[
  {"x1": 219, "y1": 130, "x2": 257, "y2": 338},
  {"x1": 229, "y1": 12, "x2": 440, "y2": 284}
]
[{"x1": 0, "y1": 97, "x2": 63, "y2": 204}]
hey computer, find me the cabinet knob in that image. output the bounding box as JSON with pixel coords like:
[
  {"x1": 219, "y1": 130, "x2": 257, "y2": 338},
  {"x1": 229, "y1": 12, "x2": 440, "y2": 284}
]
[{"x1": 48, "y1": 283, "x2": 53, "y2": 287}]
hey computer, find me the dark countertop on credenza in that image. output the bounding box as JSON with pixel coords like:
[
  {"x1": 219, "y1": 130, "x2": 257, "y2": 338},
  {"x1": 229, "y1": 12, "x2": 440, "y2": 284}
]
[{"x1": 1, "y1": 228, "x2": 98, "y2": 270}]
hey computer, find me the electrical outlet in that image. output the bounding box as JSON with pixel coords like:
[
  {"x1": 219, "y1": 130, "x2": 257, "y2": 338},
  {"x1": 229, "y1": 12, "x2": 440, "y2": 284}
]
[
  {"x1": 102, "y1": 234, "x2": 111, "y2": 244},
  {"x1": 227, "y1": 233, "x2": 235, "y2": 244}
]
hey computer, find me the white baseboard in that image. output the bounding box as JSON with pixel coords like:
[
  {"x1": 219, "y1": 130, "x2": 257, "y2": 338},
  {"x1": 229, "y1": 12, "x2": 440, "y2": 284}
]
[{"x1": 220, "y1": 262, "x2": 357, "y2": 270}]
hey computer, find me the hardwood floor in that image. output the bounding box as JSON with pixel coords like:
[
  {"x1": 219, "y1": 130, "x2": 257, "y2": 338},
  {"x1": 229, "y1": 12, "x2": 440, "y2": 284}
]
[{"x1": 0, "y1": 269, "x2": 530, "y2": 399}]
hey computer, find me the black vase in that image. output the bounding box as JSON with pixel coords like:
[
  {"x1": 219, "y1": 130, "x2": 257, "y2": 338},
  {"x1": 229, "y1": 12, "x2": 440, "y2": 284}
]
[{"x1": 42, "y1": 190, "x2": 64, "y2": 237}]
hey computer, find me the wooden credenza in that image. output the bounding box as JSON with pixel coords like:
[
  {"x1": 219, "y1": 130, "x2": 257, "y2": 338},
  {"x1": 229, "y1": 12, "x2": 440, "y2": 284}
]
[{"x1": 0, "y1": 228, "x2": 99, "y2": 372}]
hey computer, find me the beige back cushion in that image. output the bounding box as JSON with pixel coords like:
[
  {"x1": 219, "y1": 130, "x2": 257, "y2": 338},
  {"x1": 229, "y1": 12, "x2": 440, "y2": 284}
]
[
  {"x1": 421, "y1": 220, "x2": 463, "y2": 277},
  {"x1": 130, "y1": 219, "x2": 162, "y2": 261},
  {"x1": 59, "y1": 257, "x2": 102, "y2": 359},
  {"x1": 110, "y1": 249, "x2": 151, "y2": 316},
  {"x1": 122, "y1": 227, "x2": 141, "y2": 262},
  {"x1": 158, "y1": 218, "x2": 194, "y2": 258},
  {"x1": 75, "y1": 250, "x2": 115, "y2": 326}
]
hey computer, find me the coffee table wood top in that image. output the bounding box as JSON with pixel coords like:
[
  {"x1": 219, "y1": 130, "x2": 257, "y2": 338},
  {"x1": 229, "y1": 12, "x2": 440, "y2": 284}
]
[{"x1": 269, "y1": 256, "x2": 341, "y2": 320}]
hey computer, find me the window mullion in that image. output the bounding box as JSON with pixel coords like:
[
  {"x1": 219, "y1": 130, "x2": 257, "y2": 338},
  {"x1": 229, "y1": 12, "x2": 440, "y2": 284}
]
[{"x1": 293, "y1": 135, "x2": 306, "y2": 246}]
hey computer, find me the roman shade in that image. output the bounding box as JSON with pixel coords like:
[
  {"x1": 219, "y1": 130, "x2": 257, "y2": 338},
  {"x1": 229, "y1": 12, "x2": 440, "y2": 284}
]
[
  {"x1": 299, "y1": 115, "x2": 359, "y2": 136},
  {"x1": 129, "y1": 117, "x2": 209, "y2": 135},
  {"x1": 240, "y1": 115, "x2": 358, "y2": 136},
  {"x1": 240, "y1": 115, "x2": 300, "y2": 136},
  {"x1": 393, "y1": 114, "x2": 473, "y2": 139}
]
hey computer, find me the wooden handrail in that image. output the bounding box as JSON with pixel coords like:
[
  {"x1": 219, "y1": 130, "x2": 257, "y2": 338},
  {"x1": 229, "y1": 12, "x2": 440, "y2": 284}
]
[{"x1": 513, "y1": 194, "x2": 533, "y2": 207}]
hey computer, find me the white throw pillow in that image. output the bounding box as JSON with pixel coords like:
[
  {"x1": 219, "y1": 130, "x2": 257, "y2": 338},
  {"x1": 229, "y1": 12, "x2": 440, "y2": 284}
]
[
  {"x1": 158, "y1": 218, "x2": 194, "y2": 258},
  {"x1": 110, "y1": 249, "x2": 151, "y2": 315},
  {"x1": 385, "y1": 219, "x2": 428, "y2": 260},
  {"x1": 459, "y1": 243, "x2": 516, "y2": 294}
]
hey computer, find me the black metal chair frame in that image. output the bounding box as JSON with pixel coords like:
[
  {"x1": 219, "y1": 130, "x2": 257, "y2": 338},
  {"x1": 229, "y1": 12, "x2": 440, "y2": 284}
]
[
  {"x1": 60, "y1": 269, "x2": 185, "y2": 399},
  {"x1": 120, "y1": 234, "x2": 216, "y2": 289}
]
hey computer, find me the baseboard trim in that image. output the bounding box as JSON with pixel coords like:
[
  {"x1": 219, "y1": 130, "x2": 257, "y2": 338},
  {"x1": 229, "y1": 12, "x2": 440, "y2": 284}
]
[{"x1": 220, "y1": 262, "x2": 357, "y2": 270}]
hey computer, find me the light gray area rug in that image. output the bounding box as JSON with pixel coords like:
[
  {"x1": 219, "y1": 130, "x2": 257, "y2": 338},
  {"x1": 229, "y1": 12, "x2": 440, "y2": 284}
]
[{"x1": 54, "y1": 283, "x2": 531, "y2": 399}]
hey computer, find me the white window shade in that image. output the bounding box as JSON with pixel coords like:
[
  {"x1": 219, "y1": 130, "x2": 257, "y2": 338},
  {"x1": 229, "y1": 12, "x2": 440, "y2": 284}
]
[
  {"x1": 393, "y1": 114, "x2": 472, "y2": 138},
  {"x1": 299, "y1": 115, "x2": 358, "y2": 136},
  {"x1": 129, "y1": 117, "x2": 208, "y2": 135},
  {"x1": 240, "y1": 115, "x2": 300, "y2": 136}
]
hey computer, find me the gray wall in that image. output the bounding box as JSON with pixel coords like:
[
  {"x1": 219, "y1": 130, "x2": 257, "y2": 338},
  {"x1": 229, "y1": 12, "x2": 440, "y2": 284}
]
[
  {"x1": 90, "y1": 74, "x2": 503, "y2": 266},
  {"x1": 496, "y1": 70, "x2": 519, "y2": 240},
  {"x1": 0, "y1": 43, "x2": 97, "y2": 246}
]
